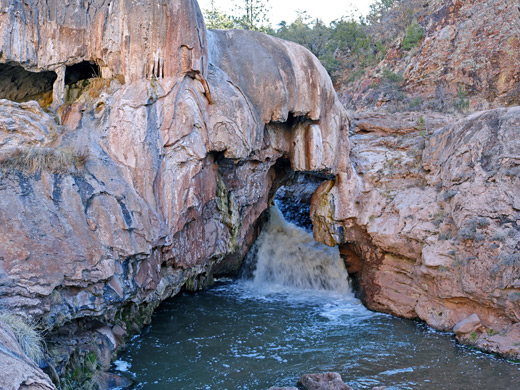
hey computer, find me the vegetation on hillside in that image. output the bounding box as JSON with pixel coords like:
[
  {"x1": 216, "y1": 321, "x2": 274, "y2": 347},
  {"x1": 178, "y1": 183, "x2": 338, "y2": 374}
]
[
  {"x1": 203, "y1": 0, "x2": 425, "y2": 80},
  {"x1": 204, "y1": 0, "x2": 271, "y2": 32},
  {"x1": 205, "y1": 1, "x2": 491, "y2": 113}
]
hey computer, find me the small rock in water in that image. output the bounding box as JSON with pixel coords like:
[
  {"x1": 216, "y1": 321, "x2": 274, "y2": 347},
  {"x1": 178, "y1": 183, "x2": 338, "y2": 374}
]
[
  {"x1": 96, "y1": 371, "x2": 133, "y2": 389},
  {"x1": 298, "y1": 372, "x2": 353, "y2": 390}
]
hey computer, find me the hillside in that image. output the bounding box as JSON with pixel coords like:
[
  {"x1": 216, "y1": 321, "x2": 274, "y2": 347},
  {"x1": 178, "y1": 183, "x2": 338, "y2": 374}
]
[{"x1": 335, "y1": 0, "x2": 520, "y2": 113}]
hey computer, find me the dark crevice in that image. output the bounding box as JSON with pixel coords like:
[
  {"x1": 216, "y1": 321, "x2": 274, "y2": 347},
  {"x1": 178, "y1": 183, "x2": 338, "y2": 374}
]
[
  {"x1": 65, "y1": 61, "x2": 100, "y2": 85},
  {"x1": 275, "y1": 171, "x2": 332, "y2": 230},
  {"x1": 0, "y1": 63, "x2": 57, "y2": 103}
]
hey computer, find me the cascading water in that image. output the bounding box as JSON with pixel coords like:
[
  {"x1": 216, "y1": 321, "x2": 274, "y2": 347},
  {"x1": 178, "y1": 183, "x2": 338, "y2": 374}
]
[
  {"x1": 244, "y1": 205, "x2": 351, "y2": 294},
  {"x1": 115, "y1": 204, "x2": 520, "y2": 390}
]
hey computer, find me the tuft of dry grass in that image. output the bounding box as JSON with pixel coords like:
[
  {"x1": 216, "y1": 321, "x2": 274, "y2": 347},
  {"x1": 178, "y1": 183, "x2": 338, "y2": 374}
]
[
  {"x1": 0, "y1": 312, "x2": 44, "y2": 365},
  {"x1": 0, "y1": 146, "x2": 89, "y2": 174}
]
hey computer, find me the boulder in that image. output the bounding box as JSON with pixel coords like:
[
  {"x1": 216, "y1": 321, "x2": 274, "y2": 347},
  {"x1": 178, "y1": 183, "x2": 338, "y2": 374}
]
[
  {"x1": 95, "y1": 372, "x2": 133, "y2": 390},
  {"x1": 268, "y1": 387, "x2": 299, "y2": 390},
  {"x1": 298, "y1": 372, "x2": 353, "y2": 390},
  {"x1": 453, "y1": 314, "x2": 482, "y2": 336}
]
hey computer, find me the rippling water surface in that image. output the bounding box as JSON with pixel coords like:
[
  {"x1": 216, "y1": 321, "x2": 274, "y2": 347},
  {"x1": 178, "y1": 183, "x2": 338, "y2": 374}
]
[{"x1": 115, "y1": 206, "x2": 520, "y2": 389}]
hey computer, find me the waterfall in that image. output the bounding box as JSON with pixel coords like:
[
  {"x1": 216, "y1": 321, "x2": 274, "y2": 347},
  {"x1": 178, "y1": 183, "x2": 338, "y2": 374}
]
[{"x1": 242, "y1": 204, "x2": 352, "y2": 294}]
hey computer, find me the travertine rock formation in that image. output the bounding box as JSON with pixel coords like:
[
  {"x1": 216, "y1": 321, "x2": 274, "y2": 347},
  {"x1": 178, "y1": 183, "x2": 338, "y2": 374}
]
[
  {"x1": 0, "y1": 0, "x2": 349, "y2": 385},
  {"x1": 0, "y1": 0, "x2": 518, "y2": 386},
  {"x1": 311, "y1": 109, "x2": 520, "y2": 359}
]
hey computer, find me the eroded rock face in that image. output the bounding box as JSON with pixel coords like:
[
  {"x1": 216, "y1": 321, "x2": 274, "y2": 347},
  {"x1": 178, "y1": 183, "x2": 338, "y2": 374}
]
[
  {"x1": 0, "y1": 0, "x2": 207, "y2": 82},
  {"x1": 0, "y1": 0, "x2": 349, "y2": 383},
  {"x1": 312, "y1": 108, "x2": 520, "y2": 359},
  {"x1": 0, "y1": 320, "x2": 56, "y2": 390}
]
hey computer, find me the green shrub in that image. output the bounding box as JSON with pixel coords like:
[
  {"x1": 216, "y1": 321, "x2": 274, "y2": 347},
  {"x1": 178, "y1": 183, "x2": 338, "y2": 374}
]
[
  {"x1": 438, "y1": 230, "x2": 452, "y2": 241},
  {"x1": 492, "y1": 232, "x2": 506, "y2": 242},
  {"x1": 60, "y1": 351, "x2": 100, "y2": 390},
  {"x1": 382, "y1": 68, "x2": 404, "y2": 83},
  {"x1": 0, "y1": 313, "x2": 44, "y2": 364},
  {"x1": 402, "y1": 20, "x2": 424, "y2": 50},
  {"x1": 458, "y1": 227, "x2": 476, "y2": 241},
  {"x1": 454, "y1": 85, "x2": 470, "y2": 113},
  {"x1": 442, "y1": 190, "x2": 458, "y2": 201},
  {"x1": 409, "y1": 98, "x2": 424, "y2": 111}
]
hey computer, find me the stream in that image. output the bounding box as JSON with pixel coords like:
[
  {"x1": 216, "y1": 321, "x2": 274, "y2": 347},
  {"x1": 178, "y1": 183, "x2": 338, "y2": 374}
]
[{"x1": 114, "y1": 206, "x2": 520, "y2": 389}]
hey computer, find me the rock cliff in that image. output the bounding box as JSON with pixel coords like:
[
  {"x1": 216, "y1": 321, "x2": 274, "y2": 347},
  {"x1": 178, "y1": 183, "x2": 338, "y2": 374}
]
[
  {"x1": 311, "y1": 109, "x2": 520, "y2": 359},
  {"x1": 0, "y1": 0, "x2": 349, "y2": 386},
  {"x1": 0, "y1": 0, "x2": 519, "y2": 387}
]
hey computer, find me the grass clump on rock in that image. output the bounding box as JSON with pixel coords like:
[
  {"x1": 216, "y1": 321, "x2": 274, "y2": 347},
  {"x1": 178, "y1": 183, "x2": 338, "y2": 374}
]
[
  {"x1": 0, "y1": 312, "x2": 44, "y2": 365},
  {"x1": 0, "y1": 146, "x2": 89, "y2": 175}
]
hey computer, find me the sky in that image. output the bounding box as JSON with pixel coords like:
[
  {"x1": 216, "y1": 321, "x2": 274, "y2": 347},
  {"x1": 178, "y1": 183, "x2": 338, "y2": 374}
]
[{"x1": 197, "y1": 0, "x2": 375, "y2": 27}]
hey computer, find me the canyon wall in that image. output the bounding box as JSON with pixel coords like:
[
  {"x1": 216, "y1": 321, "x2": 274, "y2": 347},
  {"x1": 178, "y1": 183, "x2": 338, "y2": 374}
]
[
  {"x1": 311, "y1": 109, "x2": 520, "y2": 359},
  {"x1": 0, "y1": 0, "x2": 519, "y2": 388},
  {"x1": 0, "y1": 0, "x2": 349, "y2": 387}
]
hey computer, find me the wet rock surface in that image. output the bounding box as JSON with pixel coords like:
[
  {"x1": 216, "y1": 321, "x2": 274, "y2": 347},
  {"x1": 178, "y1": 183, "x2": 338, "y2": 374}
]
[{"x1": 298, "y1": 372, "x2": 353, "y2": 390}]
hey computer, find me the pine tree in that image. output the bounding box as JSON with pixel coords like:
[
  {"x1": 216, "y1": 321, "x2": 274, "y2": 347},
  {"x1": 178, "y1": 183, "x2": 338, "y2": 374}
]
[
  {"x1": 203, "y1": 0, "x2": 235, "y2": 30},
  {"x1": 233, "y1": 0, "x2": 270, "y2": 32}
]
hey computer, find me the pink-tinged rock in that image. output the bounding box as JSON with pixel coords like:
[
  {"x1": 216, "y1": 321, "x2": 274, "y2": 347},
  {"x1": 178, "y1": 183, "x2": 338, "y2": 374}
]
[
  {"x1": 298, "y1": 372, "x2": 353, "y2": 390},
  {"x1": 403, "y1": 0, "x2": 520, "y2": 107},
  {"x1": 0, "y1": 320, "x2": 55, "y2": 390},
  {"x1": 339, "y1": 0, "x2": 520, "y2": 111},
  {"x1": 311, "y1": 109, "x2": 520, "y2": 358},
  {"x1": 96, "y1": 326, "x2": 118, "y2": 352},
  {"x1": 207, "y1": 29, "x2": 350, "y2": 174},
  {"x1": 477, "y1": 323, "x2": 520, "y2": 360},
  {"x1": 453, "y1": 314, "x2": 482, "y2": 336},
  {"x1": 0, "y1": 0, "x2": 207, "y2": 83},
  {"x1": 0, "y1": 0, "x2": 350, "y2": 381}
]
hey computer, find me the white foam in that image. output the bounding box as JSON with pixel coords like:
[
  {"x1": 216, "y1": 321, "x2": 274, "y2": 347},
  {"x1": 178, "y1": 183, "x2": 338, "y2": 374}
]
[
  {"x1": 248, "y1": 206, "x2": 352, "y2": 294},
  {"x1": 380, "y1": 367, "x2": 415, "y2": 376},
  {"x1": 113, "y1": 359, "x2": 131, "y2": 372}
]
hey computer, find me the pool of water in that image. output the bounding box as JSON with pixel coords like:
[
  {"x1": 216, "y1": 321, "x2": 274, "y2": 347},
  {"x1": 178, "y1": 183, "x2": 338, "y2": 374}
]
[
  {"x1": 114, "y1": 206, "x2": 520, "y2": 389},
  {"x1": 115, "y1": 281, "x2": 520, "y2": 389}
]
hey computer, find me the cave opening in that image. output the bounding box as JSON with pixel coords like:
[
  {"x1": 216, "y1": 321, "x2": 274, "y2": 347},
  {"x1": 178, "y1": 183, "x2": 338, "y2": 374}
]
[
  {"x1": 65, "y1": 61, "x2": 100, "y2": 85},
  {"x1": 64, "y1": 61, "x2": 101, "y2": 102},
  {"x1": 274, "y1": 171, "x2": 328, "y2": 230},
  {"x1": 0, "y1": 63, "x2": 57, "y2": 105}
]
